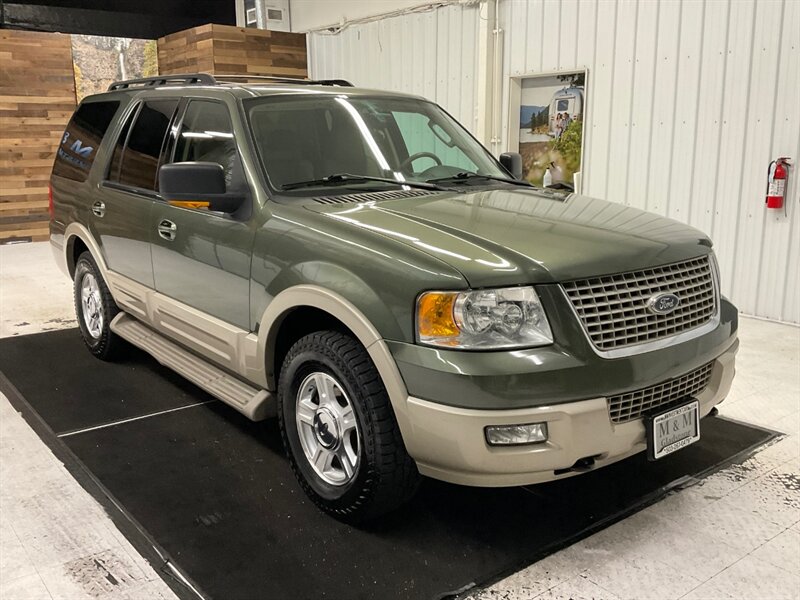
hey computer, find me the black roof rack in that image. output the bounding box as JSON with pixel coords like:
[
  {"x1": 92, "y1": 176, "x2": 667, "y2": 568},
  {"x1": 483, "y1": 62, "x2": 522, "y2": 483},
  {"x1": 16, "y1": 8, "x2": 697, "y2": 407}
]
[
  {"x1": 107, "y1": 73, "x2": 353, "y2": 92},
  {"x1": 108, "y1": 73, "x2": 216, "y2": 91},
  {"x1": 212, "y1": 74, "x2": 354, "y2": 87}
]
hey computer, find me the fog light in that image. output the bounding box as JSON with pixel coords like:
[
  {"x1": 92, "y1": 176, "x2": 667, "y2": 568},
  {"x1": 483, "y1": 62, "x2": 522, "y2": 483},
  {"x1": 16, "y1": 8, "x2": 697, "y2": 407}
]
[{"x1": 485, "y1": 423, "x2": 548, "y2": 446}]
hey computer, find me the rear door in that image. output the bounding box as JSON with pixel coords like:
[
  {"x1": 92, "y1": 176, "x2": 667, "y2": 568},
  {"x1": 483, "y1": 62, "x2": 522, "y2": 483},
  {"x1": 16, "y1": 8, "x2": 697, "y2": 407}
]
[
  {"x1": 51, "y1": 98, "x2": 120, "y2": 244},
  {"x1": 97, "y1": 98, "x2": 179, "y2": 287},
  {"x1": 150, "y1": 98, "x2": 255, "y2": 330}
]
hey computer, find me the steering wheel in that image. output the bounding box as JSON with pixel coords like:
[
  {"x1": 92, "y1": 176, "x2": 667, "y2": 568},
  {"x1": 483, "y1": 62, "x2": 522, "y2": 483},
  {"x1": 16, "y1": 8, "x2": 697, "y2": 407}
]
[{"x1": 399, "y1": 152, "x2": 442, "y2": 173}]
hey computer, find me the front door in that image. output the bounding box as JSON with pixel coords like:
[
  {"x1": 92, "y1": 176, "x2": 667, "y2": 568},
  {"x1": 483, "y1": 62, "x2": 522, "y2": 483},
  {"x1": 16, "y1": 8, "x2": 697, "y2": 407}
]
[
  {"x1": 95, "y1": 99, "x2": 179, "y2": 287},
  {"x1": 150, "y1": 98, "x2": 255, "y2": 331}
]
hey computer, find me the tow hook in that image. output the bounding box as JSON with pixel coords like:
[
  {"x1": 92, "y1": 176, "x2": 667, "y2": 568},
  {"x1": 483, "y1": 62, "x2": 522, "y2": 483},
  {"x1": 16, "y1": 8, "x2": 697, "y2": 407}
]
[{"x1": 554, "y1": 454, "x2": 601, "y2": 476}]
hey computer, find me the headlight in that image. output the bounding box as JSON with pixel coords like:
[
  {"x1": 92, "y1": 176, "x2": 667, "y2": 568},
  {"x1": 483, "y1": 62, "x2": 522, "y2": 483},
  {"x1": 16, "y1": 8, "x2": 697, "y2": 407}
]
[{"x1": 416, "y1": 286, "x2": 553, "y2": 349}]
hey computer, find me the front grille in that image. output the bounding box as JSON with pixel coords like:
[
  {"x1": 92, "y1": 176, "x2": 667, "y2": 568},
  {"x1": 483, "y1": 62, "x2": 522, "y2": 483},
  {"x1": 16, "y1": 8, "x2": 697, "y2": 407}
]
[
  {"x1": 608, "y1": 362, "x2": 714, "y2": 423},
  {"x1": 561, "y1": 256, "x2": 717, "y2": 352}
]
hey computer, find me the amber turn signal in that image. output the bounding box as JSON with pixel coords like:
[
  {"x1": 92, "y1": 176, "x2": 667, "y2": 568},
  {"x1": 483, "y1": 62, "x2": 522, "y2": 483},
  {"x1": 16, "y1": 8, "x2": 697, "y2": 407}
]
[
  {"x1": 417, "y1": 292, "x2": 460, "y2": 340},
  {"x1": 168, "y1": 200, "x2": 210, "y2": 210}
]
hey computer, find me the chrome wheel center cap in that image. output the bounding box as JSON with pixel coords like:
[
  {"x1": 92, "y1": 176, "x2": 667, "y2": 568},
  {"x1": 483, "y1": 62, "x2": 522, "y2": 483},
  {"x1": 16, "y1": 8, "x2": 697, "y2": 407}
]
[{"x1": 313, "y1": 408, "x2": 339, "y2": 449}]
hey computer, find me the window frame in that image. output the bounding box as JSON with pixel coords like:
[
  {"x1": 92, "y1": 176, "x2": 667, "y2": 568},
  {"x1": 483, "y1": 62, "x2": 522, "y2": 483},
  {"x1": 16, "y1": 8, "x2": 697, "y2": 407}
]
[
  {"x1": 166, "y1": 97, "x2": 236, "y2": 168},
  {"x1": 102, "y1": 96, "x2": 181, "y2": 198},
  {"x1": 104, "y1": 100, "x2": 141, "y2": 184},
  {"x1": 242, "y1": 94, "x2": 508, "y2": 200},
  {"x1": 52, "y1": 99, "x2": 121, "y2": 183},
  {"x1": 159, "y1": 97, "x2": 252, "y2": 219}
]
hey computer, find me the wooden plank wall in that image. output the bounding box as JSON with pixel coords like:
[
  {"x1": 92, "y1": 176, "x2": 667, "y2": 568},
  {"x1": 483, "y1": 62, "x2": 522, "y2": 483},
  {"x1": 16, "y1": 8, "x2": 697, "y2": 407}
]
[
  {"x1": 158, "y1": 24, "x2": 307, "y2": 78},
  {"x1": 0, "y1": 30, "x2": 77, "y2": 243},
  {"x1": 0, "y1": 23, "x2": 306, "y2": 244},
  {"x1": 156, "y1": 24, "x2": 216, "y2": 75}
]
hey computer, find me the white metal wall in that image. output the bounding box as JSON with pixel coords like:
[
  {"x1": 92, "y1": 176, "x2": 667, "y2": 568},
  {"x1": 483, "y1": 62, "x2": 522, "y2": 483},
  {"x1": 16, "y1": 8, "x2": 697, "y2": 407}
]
[
  {"x1": 307, "y1": 0, "x2": 800, "y2": 324},
  {"x1": 500, "y1": 0, "x2": 799, "y2": 324},
  {"x1": 308, "y1": 2, "x2": 483, "y2": 133}
]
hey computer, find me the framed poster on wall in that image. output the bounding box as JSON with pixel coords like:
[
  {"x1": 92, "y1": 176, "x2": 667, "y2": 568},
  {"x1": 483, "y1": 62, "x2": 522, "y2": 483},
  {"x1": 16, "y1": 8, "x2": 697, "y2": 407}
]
[{"x1": 507, "y1": 70, "x2": 588, "y2": 192}]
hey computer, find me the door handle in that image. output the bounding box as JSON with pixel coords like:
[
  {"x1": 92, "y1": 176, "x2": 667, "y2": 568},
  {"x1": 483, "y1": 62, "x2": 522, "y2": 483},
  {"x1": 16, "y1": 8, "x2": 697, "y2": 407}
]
[
  {"x1": 157, "y1": 219, "x2": 177, "y2": 241},
  {"x1": 91, "y1": 201, "x2": 105, "y2": 217}
]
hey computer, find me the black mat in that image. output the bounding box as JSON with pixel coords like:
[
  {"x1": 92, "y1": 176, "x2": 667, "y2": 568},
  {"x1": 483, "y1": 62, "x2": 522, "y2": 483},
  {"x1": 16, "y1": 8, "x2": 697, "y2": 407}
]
[{"x1": 0, "y1": 330, "x2": 776, "y2": 600}]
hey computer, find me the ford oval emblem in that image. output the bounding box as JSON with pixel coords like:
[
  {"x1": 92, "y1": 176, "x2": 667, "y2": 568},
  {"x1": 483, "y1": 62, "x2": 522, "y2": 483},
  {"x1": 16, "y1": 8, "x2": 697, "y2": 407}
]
[{"x1": 647, "y1": 292, "x2": 681, "y2": 315}]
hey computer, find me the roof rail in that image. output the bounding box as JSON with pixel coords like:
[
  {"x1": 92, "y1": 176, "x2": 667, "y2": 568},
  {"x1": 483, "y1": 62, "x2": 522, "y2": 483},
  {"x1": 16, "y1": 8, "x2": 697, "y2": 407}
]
[
  {"x1": 107, "y1": 73, "x2": 355, "y2": 92},
  {"x1": 211, "y1": 74, "x2": 354, "y2": 87},
  {"x1": 108, "y1": 73, "x2": 216, "y2": 91}
]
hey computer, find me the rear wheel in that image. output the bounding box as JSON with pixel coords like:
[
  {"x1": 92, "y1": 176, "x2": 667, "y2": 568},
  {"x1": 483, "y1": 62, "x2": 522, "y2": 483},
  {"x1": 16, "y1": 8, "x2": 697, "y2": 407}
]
[
  {"x1": 278, "y1": 330, "x2": 420, "y2": 522},
  {"x1": 73, "y1": 251, "x2": 124, "y2": 360}
]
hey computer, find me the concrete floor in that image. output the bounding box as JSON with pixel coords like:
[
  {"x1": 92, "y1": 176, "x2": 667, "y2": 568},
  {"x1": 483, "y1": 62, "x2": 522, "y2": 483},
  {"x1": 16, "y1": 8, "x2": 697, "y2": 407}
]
[
  {"x1": 1, "y1": 241, "x2": 798, "y2": 600},
  {"x1": 1, "y1": 247, "x2": 175, "y2": 597}
]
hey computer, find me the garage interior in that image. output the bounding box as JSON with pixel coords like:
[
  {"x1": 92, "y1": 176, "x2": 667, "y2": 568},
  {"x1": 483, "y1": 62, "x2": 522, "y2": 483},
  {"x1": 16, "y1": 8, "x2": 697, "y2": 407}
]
[{"x1": 0, "y1": 1, "x2": 798, "y2": 599}]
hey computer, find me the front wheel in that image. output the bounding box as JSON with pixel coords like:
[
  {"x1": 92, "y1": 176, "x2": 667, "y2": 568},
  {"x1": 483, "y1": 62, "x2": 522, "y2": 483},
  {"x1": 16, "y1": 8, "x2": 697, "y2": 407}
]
[{"x1": 278, "y1": 331, "x2": 420, "y2": 522}]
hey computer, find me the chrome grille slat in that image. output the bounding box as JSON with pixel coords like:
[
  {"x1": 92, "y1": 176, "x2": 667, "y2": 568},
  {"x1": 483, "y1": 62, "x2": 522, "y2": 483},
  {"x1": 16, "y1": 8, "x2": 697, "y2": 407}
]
[
  {"x1": 585, "y1": 311, "x2": 716, "y2": 335},
  {"x1": 579, "y1": 290, "x2": 715, "y2": 319},
  {"x1": 607, "y1": 362, "x2": 714, "y2": 423},
  {"x1": 571, "y1": 280, "x2": 712, "y2": 304},
  {"x1": 569, "y1": 269, "x2": 711, "y2": 292},
  {"x1": 562, "y1": 256, "x2": 717, "y2": 351}
]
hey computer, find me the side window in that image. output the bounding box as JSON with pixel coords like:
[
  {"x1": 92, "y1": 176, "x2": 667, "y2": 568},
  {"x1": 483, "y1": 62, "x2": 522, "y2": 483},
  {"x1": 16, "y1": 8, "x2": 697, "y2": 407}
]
[
  {"x1": 116, "y1": 99, "x2": 178, "y2": 191},
  {"x1": 107, "y1": 104, "x2": 137, "y2": 183},
  {"x1": 173, "y1": 100, "x2": 237, "y2": 187},
  {"x1": 53, "y1": 101, "x2": 120, "y2": 182}
]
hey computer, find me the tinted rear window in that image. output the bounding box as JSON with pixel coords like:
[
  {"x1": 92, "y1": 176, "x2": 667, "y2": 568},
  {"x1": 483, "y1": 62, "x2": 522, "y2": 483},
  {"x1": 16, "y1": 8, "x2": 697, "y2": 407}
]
[
  {"x1": 115, "y1": 100, "x2": 178, "y2": 191},
  {"x1": 52, "y1": 101, "x2": 120, "y2": 181},
  {"x1": 107, "y1": 105, "x2": 137, "y2": 183}
]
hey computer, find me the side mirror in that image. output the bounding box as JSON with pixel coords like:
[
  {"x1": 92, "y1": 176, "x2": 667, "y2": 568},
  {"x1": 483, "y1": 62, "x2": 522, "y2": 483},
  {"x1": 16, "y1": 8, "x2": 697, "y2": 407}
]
[
  {"x1": 499, "y1": 152, "x2": 523, "y2": 180},
  {"x1": 158, "y1": 162, "x2": 246, "y2": 214}
]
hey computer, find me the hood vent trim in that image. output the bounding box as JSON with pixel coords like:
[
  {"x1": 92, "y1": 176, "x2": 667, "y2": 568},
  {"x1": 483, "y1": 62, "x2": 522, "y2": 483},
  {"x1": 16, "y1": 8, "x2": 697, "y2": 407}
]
[{"x1": 312, "y1": 189, "x2": 438, "y2": 205}]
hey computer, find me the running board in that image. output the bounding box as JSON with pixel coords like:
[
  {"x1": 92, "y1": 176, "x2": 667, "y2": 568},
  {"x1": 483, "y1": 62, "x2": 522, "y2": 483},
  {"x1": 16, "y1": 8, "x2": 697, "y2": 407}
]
[{"x1": 110, "y1": 313, "x2": 271, "y2": 421}]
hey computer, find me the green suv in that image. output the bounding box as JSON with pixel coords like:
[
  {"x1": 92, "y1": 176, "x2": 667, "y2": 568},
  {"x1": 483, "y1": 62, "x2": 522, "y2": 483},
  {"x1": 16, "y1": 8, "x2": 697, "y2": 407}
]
[{"x1": 50, "y1": 74, "x2": 738, "y2": 521}]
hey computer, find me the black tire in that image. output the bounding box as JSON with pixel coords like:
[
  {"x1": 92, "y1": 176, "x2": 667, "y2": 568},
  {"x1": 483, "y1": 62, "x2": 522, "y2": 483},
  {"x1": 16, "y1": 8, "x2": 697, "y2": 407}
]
[
  {"x1": 278, "y1": 330, "x2": 420, "y2": 522},
  {"x1": 73, "y1": 251, "x2": 124, "y2": 360}
]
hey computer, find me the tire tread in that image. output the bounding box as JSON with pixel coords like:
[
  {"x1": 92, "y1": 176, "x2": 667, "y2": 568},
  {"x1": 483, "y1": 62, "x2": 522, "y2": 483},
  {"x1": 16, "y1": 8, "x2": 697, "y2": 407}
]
[{"x1": 278, "y1": 330, "x2": 420, "y2": 521}]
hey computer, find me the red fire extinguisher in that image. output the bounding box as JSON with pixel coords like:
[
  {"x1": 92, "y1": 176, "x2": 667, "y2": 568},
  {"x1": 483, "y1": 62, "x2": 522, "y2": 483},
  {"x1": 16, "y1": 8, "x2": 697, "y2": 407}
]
[{"x1": 766, "y1": 157, "x2": 791, "y2": 210}]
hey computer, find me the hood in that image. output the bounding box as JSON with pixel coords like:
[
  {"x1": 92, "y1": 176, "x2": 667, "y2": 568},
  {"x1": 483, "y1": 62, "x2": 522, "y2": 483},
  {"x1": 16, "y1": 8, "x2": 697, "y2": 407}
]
[{"x1": 306, "y1": 188, "x2": 712, "y2": 287}]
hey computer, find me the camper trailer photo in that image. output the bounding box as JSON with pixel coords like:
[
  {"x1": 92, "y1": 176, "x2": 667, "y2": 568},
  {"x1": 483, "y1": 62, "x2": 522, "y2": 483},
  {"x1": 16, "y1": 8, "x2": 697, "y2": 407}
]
[
  {"x1": 547, "y1": 86, "x2": 584, "y2": 138},
  {"x1": 517, "y1": 72, "x2": 586, "y2": 189}
]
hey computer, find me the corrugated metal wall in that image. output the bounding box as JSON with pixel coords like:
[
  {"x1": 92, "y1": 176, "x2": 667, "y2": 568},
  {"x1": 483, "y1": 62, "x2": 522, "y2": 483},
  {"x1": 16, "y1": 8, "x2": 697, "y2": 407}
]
[
  {"x1": 308, "y1": 2, "x2": 483, "y2": 132},
  {"x1": 308, "y1": 0, "x2": 800, "y2": 324},
  {"x1": 501, "y1": 0, "x2": 799, "y2": 324}
]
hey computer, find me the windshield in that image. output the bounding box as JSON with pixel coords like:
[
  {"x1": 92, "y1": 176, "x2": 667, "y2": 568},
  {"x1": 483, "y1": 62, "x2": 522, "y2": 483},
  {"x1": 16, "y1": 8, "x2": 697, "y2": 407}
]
[{"x1": 245, "y1": 95, "x2": 508, "y2": 191}]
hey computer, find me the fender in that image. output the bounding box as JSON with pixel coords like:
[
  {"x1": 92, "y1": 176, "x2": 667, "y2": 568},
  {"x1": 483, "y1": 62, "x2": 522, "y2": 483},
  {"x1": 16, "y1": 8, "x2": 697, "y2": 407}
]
[
  {"x1": 256, "y1": 259, "x2": 408, "y2": 342},
  {"x1": 62, "y1": 223, "x2": 116, "y2": 299},
  {"x1": 252, "y1": 285, "x2": 415, "y2": 442}
]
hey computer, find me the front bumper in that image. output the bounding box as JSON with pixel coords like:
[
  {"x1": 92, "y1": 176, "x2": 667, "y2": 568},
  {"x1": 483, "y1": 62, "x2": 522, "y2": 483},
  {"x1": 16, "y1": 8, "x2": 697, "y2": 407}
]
[{"x1": 398, "y1": 338, "x2": 737, "y2": 487}]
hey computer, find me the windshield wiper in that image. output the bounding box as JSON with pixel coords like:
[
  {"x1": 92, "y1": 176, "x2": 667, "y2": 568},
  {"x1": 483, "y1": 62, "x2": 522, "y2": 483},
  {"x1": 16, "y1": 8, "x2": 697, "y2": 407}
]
[
  {"x1": 426, "y1": 172, "x2": 534, "y2": 187},
  {"x1": 281, "y1": 173, "x2": 447, "y2": 192}
]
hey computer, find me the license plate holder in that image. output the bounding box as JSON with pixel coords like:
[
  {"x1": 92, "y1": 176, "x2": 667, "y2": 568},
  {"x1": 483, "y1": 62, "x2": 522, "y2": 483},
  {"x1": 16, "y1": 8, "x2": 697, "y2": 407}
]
[{"x1": 646, "y1": 399, "x2": 700, "y2": 461}]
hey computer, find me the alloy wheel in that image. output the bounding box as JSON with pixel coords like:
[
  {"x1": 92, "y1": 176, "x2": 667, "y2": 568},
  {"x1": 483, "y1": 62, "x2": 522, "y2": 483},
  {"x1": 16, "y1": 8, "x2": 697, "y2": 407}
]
[
  {"x1": 295, "y1": 371, "x2": 360, "y2": 486},
  {"x1": 80, "y1": 272, "x2": 104, "y2": 339}
]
